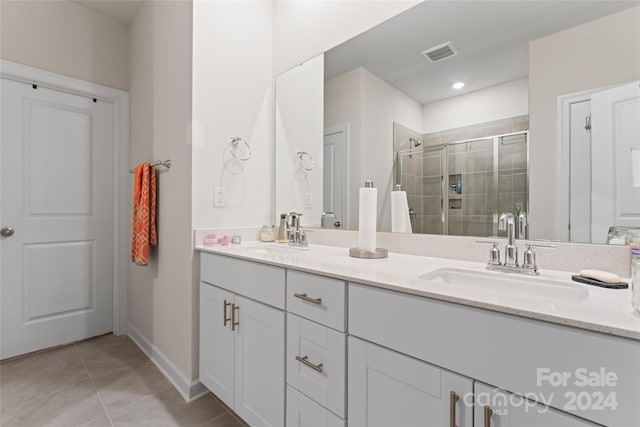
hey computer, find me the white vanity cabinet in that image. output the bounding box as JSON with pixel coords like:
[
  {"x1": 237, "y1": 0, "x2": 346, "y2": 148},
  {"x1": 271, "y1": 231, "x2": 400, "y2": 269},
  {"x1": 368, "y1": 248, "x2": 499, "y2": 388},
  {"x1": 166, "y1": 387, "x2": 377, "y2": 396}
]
[
  {"x1": 349, "y1": 336, "x2": 473, "y2": 427},
  {"x1": 197, "y1": 250, "x2": 639, "y2": 427},
  {"x1": 473, "y1": 383, "x2": 598, "y2": 427},
  {"x1": 199, "y1": 253, "x2": 286, "y2": 427}
]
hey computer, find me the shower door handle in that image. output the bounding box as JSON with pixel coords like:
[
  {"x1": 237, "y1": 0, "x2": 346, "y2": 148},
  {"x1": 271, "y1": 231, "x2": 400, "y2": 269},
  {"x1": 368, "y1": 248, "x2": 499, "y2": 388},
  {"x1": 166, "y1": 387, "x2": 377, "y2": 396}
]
[{"x1": 441, "y1": 175, "x2": 446, "y2": 223}]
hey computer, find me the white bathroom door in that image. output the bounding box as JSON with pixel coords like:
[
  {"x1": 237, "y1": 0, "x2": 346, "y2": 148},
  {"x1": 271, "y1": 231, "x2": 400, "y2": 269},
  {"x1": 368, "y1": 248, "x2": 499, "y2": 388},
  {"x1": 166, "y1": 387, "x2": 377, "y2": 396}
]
[
  {"x1": 1, "y1": 78, "x2": 114, "y2": 359},
  {"x1": 591, "y1": 81, "x2": 640, "y2": 244},
  {"x1": 323, "y1": 125, "x2": 348, "y2": 228}
]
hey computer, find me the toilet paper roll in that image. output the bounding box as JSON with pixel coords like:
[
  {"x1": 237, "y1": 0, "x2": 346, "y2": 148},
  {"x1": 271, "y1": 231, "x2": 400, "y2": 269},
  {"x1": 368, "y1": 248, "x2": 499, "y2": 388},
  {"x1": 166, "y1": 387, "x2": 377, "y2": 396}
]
[
  {"x1": 358, "y1": 186, "x2": 377, "y2": 252},
  {"x1": 391, "y1": 190, "x2": 412, "y2": 233},
  {"x1": 632, "y1": 148, "x2": 640, "y2": 188}
]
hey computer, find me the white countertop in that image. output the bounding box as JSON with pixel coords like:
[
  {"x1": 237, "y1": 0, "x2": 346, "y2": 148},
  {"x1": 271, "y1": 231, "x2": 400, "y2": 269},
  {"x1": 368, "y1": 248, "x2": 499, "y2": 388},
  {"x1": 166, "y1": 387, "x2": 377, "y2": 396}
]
[{"x1": 195, "y1": 241, "x2": 640, "y2": 341}]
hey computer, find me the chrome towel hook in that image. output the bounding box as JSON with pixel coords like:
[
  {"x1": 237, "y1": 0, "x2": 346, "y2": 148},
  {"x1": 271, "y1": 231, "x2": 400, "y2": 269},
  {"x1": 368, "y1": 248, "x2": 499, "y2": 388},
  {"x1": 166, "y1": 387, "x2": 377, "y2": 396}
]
[{"x1": 228, "y1": 137, "x2": 251, "y2": 161}]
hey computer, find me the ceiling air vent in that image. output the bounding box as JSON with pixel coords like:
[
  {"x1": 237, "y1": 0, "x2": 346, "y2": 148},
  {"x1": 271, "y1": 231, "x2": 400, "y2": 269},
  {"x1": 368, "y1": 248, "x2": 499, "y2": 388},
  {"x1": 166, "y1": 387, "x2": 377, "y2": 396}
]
[{"x1": 421, "y1": 41, "x2": 458, "y2": 63}]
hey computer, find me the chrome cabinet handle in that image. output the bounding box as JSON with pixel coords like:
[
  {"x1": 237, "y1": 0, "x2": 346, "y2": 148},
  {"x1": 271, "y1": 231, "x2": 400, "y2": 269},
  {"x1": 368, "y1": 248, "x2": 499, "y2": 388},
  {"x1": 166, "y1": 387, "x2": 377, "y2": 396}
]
[
  {"x1": 223, "y1": 300, "x2": 232, "y2": 327},
  {"x1": 450, "y1": 391, "x2": 459, "y2": 427},
  {"x1": 231, "y1": 304, "x2": 239, "y2": 331},
  {"x1": 484, "y1": 406, "x2": 493, "y2": 427},
  {"x1": 295, "y1": 355, "x2": 323, "y2": 372},
  {"x1": 294, "y1": 293, "x2": 322, "y2": 305},
  {"x1": 1, "y1": 227, "x2": 14, "y2": 237}
]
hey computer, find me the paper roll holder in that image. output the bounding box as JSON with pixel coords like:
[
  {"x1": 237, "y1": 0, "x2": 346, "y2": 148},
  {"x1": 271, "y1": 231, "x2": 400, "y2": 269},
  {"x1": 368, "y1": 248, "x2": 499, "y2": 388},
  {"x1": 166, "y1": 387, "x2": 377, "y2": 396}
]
[{"x1": 351, "y1": 180, "x2": 388, "y2": 258}]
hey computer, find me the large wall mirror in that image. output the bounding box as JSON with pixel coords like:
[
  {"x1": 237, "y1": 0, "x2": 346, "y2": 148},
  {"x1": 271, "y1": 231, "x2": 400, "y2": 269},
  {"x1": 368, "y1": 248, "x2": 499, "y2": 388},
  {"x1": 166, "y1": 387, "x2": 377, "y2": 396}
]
[{"x1": 274, "y1": 1, "x2": 640, "y2": 243}]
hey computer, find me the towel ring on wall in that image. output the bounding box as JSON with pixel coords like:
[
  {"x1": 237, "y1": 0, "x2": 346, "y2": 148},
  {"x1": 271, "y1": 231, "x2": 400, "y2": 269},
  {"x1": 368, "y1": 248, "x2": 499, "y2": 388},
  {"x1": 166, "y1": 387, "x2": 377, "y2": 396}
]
[
  {"x1": 297, "y1": 151, "x2": 314, "y2": 171},
  {"x1": 228, "y1": 137, "x2": 251, "y2": 161}
]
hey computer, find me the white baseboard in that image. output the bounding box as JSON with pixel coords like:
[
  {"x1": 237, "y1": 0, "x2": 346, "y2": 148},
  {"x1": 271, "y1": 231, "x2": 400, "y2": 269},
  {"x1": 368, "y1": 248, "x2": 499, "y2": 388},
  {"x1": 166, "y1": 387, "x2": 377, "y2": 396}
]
[{"x1": 127, "y1": 322, "x2": 207, "y2": 402}]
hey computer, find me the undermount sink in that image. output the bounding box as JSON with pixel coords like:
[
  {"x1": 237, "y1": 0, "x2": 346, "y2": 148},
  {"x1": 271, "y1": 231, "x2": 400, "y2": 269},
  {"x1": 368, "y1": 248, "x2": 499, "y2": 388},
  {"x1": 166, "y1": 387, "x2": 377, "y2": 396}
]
[{"x1": 418, "y1": 268, "x2": 589, "y2": 304}]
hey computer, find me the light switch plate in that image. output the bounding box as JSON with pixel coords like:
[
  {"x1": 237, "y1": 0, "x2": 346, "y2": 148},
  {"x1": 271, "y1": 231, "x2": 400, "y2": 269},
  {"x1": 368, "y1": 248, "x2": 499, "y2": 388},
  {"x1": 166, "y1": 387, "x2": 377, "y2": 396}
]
[{"x1": 214, "y1": 187, "x2": 225, "y2": 207}]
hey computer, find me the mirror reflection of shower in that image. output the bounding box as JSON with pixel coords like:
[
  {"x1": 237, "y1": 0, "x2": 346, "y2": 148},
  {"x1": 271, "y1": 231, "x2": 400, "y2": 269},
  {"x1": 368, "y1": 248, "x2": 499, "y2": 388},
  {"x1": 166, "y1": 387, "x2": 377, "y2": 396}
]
[{"x1": 394, "y1": 130, "x2": 529, "y2": 237}]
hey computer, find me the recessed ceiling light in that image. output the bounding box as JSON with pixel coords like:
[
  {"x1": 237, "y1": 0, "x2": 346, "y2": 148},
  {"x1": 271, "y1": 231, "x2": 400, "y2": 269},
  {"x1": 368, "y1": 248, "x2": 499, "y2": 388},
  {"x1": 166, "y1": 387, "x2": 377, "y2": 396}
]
[{"x1": 452, "y1": 82, "x2": 465, "y2": 90}]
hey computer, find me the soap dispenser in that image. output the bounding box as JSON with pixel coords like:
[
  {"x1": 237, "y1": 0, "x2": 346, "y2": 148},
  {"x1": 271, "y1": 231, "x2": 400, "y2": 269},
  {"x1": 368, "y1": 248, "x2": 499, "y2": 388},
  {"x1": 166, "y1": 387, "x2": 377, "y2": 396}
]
[{"x1": 277, "y1": 213, "x2": 289, "y2": 243}]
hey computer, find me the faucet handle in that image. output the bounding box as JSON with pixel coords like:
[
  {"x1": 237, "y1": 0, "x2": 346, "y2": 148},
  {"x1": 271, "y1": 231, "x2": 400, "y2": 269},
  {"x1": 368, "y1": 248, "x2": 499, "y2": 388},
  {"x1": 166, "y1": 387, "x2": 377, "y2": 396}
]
[
  {"x1": 522, "y1": 246, "x2": 536, "y2": 270},
  {"x1": 522, "y1": 244, "x2": 554, "y2": 270},
  {"x1": 476, "y1": 240, "x2": 501, "y2": 265}
]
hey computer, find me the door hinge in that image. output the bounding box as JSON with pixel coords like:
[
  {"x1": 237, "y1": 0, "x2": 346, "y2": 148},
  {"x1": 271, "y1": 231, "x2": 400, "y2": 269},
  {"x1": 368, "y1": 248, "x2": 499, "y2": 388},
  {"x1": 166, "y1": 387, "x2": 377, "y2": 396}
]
[{"x1": 585, "y1": 115, "x2": 591, "y2": 131}]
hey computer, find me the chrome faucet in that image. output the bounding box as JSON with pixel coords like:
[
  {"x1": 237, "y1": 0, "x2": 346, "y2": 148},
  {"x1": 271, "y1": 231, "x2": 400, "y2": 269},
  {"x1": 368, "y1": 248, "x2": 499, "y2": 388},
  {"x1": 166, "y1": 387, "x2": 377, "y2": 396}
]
[
  {"x1": 477, "y1": 211, "x2": 553, "y2": 275},
  {"x1": 499, "y1": 212, "x2": 518, "y2": 267},
  {"x1": 321, "y1": 212, "x2": 340, "y2": 229},
  {"x1": 288, "y1": 212, "x2": 308, "y2": 247}
]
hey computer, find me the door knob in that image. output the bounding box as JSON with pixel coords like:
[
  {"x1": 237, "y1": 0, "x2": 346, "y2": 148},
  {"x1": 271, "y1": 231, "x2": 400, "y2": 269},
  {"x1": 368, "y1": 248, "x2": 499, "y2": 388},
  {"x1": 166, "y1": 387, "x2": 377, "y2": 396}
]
[{"x1": 1, "y1": 227, "x2": 15, "y2": 237}]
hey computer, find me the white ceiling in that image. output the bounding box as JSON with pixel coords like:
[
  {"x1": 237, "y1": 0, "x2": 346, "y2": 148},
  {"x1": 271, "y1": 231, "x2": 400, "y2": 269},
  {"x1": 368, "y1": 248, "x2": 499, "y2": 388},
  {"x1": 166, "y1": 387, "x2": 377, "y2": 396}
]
[
  {"x1": 325, "y1": 1, "x2": 640, "y2": 105},
  {"x1": 72, "y1": 0, "x2": 143, "y2": 24}
]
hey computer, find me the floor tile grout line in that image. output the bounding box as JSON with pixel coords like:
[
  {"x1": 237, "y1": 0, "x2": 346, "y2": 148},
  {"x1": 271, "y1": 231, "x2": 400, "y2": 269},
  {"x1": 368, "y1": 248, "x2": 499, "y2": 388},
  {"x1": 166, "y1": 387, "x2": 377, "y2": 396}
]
[
  {"x1": 207, "y1": 393, "x2": 247, "y2": 426},
  {"x1": 74, "y1": 343, "x2": 115, "y2": 427},
  {"x1": 201, "y1": 411, "x2": 227, "y2": 426}
]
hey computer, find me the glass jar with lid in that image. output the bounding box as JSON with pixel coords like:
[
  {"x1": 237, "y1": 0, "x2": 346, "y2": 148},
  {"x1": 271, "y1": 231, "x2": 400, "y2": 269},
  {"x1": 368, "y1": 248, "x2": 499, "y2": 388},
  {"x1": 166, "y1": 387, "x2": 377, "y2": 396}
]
[
  {"x1": 606, "y1": 226, "x2": 628, "y2": 245},
  {"x1": 260, "y1": 225, "x2": 276, "y2": 242}
]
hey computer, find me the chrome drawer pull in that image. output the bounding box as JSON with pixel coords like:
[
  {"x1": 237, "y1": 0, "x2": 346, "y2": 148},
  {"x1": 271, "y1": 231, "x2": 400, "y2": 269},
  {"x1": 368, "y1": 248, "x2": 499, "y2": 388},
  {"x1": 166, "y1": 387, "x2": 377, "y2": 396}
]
[
  {"x1": 295, "y1": 355, "x2": 324, "y2": 372},
  {"x1": 294, "y1": 293, "x2": 322, "y2": 305},
  {"x1": 231, "y1": 304, "x2": 240, "y2": 331},
  {"x1": 223, "y1": 300, "x2": 232, "y2": 327}
]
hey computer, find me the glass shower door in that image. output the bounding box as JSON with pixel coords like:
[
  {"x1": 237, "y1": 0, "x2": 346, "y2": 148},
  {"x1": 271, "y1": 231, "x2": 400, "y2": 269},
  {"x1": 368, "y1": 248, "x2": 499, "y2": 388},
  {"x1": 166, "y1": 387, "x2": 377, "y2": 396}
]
[
  {"x1": 497, "y1": 132, "x2": 529, "y2": 238},
  {"x1": 421, "y1": 147, "x2": 446, "y2": 235},
  {"x1": 448, "y1": 138, "x2": 495, "y2": 236},
  {"x1": 397, "y1": 146, "x2": 446, "y2": 234}
]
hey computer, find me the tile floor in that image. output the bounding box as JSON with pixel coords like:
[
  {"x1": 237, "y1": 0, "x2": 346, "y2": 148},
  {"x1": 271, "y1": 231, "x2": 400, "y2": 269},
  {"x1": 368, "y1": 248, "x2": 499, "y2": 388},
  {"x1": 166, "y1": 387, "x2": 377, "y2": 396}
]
[{"x1": 0, "y1": 334, "x2": 247, "y2": 427}]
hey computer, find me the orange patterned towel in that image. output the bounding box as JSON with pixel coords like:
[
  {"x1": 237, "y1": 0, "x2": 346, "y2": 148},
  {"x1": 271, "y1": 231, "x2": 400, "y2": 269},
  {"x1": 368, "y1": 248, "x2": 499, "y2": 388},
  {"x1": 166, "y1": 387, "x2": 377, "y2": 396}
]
[{"x1": 131, "y1": 162, "x2": 157, "y2": 266}]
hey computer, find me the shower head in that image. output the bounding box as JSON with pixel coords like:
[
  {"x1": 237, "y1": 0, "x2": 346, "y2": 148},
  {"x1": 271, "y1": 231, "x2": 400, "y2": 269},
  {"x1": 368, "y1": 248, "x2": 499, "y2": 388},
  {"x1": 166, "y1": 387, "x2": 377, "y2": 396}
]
[{"x1": 409, "y1": 138, "x2": 422, "y2": 149}]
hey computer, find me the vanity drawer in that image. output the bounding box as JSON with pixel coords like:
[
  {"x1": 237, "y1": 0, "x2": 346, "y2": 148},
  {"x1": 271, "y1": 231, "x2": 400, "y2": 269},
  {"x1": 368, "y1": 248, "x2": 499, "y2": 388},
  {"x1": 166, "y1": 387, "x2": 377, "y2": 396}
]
[
  {"x1": 286, "y1": 385, "x2": 345, "y2": 427},
  {"x1": 287, "y1": 314, "x2": 346, "y2": 418},
  {"x1": 200, "y1": 252, "x2": 285, "y2": 309},
  {"x1": 287, "y1": 270, "x2": 346, "y2": 331}
]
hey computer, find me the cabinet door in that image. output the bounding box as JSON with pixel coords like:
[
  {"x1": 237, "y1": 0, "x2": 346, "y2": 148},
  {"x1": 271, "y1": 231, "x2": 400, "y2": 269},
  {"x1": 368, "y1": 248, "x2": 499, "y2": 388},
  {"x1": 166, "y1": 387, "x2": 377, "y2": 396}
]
[
  {"x1": 199, "y1": 283, "x2": 235, "y2": 407},
  {"x1": 475, "y1": 382, "x2": 598, "y2": 427},
  {"x1": 234, "y1": 295, "x2": 285, "y2": 427},
  {"x1": 349, "y1": 336, "x2": 472, "y2": 427}
]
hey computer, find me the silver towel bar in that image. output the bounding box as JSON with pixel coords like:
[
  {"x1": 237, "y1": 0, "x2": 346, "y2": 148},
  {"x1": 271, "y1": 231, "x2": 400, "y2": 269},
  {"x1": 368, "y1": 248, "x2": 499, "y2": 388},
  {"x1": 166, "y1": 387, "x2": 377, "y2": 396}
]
[{"x1": 129, "y1": 160, "x2": 172, "y2": 173}]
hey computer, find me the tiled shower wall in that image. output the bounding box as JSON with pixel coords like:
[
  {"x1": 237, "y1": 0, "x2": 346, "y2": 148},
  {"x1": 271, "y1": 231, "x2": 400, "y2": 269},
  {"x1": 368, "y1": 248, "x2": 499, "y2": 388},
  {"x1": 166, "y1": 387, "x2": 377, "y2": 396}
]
[
  {"x1": 394, "y1": 123, "x2": 428, "y2": 233},
  {"x1": 394, "y1": 116, "x2": 529, "y2": 236}
]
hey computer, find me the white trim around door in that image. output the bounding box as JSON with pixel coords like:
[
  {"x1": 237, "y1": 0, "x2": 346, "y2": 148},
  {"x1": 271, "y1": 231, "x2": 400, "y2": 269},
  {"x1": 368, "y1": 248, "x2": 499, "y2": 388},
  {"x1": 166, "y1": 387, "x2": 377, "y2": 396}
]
[
  {"x1": 1, "y1": 60, "x2": 130, "y2": 336},
  {"x1": 323, "y1": 123, "x2": 350, "y2": 230}
]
